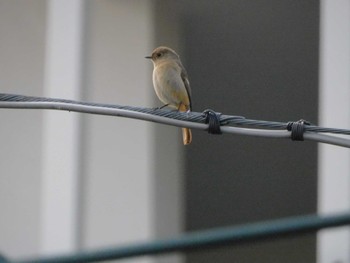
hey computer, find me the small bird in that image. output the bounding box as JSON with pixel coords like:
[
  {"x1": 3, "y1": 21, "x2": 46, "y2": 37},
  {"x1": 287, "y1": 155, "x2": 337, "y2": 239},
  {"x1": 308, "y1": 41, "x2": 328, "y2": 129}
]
[{"x1": 146, "y1": 46, "x2": 192, "y2": 145}]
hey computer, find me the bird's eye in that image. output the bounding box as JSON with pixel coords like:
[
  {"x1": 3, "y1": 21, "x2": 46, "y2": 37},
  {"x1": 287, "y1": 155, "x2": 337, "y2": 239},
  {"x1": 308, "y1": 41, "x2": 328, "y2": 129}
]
[{"x1": 156, "y1": 53, "x2": 162, "y2": 58}]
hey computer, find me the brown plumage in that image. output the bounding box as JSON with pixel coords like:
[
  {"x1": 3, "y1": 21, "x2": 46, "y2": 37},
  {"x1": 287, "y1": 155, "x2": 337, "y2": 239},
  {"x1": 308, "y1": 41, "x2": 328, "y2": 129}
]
[{"x1": 146, "y1": 46, "x2": 192, "y2": 145}]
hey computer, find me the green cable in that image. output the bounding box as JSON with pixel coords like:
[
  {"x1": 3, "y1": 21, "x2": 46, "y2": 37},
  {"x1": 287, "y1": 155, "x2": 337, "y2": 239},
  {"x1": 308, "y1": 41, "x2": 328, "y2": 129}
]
[{"x1": 12, "y1": 212, "x2": 350, "y2": 263}]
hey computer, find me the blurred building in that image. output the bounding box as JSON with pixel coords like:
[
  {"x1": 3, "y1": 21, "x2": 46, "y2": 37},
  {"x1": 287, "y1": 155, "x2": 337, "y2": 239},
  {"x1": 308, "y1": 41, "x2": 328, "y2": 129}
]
[{"x1": 0, "y1": 1, "x2": 349, "y2": 263}]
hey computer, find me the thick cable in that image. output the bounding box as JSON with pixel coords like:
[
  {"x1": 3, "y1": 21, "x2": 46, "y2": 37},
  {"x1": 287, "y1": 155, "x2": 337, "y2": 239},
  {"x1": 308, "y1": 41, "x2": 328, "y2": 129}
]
[{"x1": 1, "y1": 93, "x2": 350, "y2": 148}]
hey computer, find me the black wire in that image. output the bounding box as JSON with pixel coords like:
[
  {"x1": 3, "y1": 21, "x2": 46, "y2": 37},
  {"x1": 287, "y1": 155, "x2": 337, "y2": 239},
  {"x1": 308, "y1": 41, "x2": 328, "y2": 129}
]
[{"x1": 1, "y1": 93, "x2": 350, "y2": 135}]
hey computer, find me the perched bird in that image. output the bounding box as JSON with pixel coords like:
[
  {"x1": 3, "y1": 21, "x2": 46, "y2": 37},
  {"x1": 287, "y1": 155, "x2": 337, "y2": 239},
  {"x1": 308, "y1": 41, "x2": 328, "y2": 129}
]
[{"x1": 146, "y1": 46, "x2": 192, "y2": 145}]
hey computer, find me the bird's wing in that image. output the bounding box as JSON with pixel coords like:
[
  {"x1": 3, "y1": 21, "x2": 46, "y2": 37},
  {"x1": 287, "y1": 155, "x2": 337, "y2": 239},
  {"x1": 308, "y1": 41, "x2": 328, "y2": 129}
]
[{"x1": 179, "y1": 63, "x2": 192, "y2": 110}]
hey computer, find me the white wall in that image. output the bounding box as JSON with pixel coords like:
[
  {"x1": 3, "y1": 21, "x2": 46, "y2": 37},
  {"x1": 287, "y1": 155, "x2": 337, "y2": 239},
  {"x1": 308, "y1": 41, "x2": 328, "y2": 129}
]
[
  {"x1": 0, "y1": 0, "x2": 46, "y2": 258},
  {"x1": 40, "y1": 0, "x2": 84, "y2": 254},
  {"x1": 81, "y1": 0, "x2": 156, "y2": 249},
  {"x1": 0, "y1": 1, "x2": 183, "y2": 262},
  {"x1": 318, "y1": 0, "x2": 350, "y2": 262}
]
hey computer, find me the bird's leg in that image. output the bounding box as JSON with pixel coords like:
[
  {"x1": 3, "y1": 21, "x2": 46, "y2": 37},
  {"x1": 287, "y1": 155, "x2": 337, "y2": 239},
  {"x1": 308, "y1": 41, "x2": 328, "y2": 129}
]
[
  {"x1": 153, "y1": 103, "x2": 169, "y2": 110},
  {"x1": 159, "y1": 103, "x2": 169, "y2": 109},
  {"x1": 177, "y1": 102, "x2": 190, "y2": 113}
]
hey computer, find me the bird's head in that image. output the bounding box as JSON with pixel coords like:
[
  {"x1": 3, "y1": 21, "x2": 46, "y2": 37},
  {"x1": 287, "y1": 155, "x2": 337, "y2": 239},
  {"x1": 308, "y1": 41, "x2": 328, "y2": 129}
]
[{"x1": 145, "y1": 46, "x2": 180, "y2": 63}]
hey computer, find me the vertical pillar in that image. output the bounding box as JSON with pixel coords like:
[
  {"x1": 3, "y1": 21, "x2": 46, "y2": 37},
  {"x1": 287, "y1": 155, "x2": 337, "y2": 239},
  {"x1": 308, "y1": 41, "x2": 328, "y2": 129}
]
[
  {"x1": 41, "y1": 0, "x2": 84, "y2": 254},
  {"x1": 318, "y1": 1, "x2": 350, "y2": 262}
]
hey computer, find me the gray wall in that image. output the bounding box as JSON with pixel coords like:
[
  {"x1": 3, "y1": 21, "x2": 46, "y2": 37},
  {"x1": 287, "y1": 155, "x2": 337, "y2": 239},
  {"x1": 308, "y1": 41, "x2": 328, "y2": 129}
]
[
  {"x1": 0, "y1": 2, "x2": 182, "y2": 262},
  {"x1": 155, "y1": 1, "x2": 319, "y2": 262},
  {"x1": 0, "y1": 0, "x2": 46, "y2": 258}
]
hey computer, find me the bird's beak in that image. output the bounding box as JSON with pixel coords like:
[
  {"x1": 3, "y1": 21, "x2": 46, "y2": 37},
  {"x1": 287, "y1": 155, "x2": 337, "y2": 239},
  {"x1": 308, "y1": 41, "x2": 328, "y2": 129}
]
[{"x1": 145, "y1": 56, "x2": 152, "y2": 59}]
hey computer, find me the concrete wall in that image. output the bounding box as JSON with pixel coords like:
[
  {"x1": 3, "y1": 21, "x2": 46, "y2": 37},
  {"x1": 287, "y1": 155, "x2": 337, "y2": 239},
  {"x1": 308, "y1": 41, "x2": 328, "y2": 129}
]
[
  {"x1": 172, "y1": 1, "x2": 319, "y2": 262},
  {"x1": 318, "y1": 1, "x2": 350, "y2": 262},
  {"x1": 0, "y1": 2, "x2": 183, "y2": 263},
  {"x1": 0, "y1": 0, "x2": 46, "y2": 258}
]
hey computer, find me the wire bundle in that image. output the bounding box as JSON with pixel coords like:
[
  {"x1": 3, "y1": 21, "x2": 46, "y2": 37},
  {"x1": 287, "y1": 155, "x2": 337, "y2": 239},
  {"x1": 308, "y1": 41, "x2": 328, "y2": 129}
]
[{"x1": 0, "y1": 93, "x2": 349, "y2": 148}]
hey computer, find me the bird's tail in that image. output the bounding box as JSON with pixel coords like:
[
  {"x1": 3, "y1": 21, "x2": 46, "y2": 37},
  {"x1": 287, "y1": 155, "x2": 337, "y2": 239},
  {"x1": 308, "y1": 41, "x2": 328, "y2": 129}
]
[
  {"x1": 182, "y1": 127, "x2": 192, "y2": 145},
  {"x1": 178, "y1": 103, "x2": 192, "y2": 145}
]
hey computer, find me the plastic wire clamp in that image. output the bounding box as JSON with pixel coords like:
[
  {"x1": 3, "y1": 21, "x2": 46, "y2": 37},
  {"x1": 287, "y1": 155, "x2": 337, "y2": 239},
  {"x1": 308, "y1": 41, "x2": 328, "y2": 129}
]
[
  {"x1": 286, "y1": 119, "x2": 310, "y2": 141},
  {"x1": 203, "y1": 109, "x2": 222, "y2": 134}
]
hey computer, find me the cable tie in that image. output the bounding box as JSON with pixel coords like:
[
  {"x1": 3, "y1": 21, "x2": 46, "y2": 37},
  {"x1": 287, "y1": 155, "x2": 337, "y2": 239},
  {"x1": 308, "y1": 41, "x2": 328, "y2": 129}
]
[
  {"x1": 286, "y1": 119, "x2": 310, "y2": 141},
  {"x1": 203, "y1": 109, "x2": 222, "y2": 134}
]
